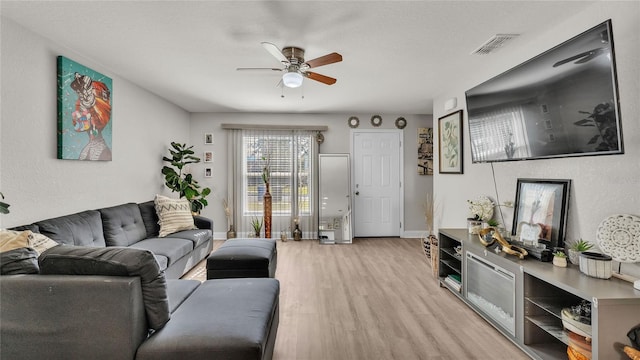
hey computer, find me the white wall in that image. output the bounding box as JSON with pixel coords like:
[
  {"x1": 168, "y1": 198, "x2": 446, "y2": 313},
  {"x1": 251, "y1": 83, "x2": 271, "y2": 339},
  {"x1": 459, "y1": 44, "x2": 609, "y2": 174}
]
[
  {"x1": 189, "y1": 112, "x2": 432, "y2": 239},
  {"x1": 0, "y1": 18, "x2": 191, "y2": 228},
  {"x1": 433, "y1": 2, "x2": 640, "y2": 276}
]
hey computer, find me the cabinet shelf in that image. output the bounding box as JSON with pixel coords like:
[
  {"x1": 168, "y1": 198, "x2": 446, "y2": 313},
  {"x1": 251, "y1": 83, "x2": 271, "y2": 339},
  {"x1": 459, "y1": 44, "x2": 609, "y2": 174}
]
[
  {"x1": 440, "y1": 259, "x2": 461, "y2": 274},
  {"x1": 526, "y1": 297, "x2": 563, "y2": 319},
  {"x1": 526, "y1": 315, "x2": 569, "y2": 345},
  {"x1": 441, "y1": 247, "x2": 462, "y2": 260}
]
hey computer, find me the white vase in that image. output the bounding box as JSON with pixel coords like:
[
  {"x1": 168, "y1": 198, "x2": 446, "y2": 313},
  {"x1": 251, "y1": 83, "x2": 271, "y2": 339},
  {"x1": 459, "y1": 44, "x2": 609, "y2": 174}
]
[{"x1": 568, "y1": 249, "x2": 580, "y2": 264}]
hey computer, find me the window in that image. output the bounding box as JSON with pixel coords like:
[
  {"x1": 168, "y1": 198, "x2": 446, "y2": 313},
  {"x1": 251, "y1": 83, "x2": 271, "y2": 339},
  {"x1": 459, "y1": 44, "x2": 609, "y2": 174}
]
[
  {"x1": 242, "y1": 131, "x2": 312, "y2": 216},
  {"x1": 227, "y1": 127, "x2": 319, "y2": 239}
]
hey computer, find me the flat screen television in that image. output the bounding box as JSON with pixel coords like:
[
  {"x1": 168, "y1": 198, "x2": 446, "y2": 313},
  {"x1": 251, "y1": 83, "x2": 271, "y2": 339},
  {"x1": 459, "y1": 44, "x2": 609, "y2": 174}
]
[{"x1": 465, "y1": 20, "x2": 623, "y2": 163}]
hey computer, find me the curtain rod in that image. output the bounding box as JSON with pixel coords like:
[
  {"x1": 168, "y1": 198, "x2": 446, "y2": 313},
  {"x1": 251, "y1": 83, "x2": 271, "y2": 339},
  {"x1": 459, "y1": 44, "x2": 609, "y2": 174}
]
[{"x1": 221, "y1": 124, "x2": 328, "y2": 131}]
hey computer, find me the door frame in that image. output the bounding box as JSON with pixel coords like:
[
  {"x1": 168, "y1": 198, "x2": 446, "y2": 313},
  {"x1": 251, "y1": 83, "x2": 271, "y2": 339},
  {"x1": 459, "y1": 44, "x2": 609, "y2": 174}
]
[{"x1": 350, "y1": 129, "x2": 404, "y2": 237}]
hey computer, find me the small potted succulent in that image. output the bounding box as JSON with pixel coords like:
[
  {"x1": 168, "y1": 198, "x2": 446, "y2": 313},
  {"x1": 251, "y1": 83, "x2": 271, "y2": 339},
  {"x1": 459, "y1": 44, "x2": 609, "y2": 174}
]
[
  {"x1": 567, "y1": 238, "x2": 594, "y2": 264},
  {"x1": 250, "y1": 217, "x2": 263, "y2": 238},
  {"x1": 553, "y1": 250, "x2": 568, "y2": 268}
]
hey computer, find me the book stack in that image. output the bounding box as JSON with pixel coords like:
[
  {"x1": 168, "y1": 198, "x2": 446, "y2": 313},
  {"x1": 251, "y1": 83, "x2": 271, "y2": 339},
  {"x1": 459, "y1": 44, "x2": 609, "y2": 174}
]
[{"x1": 444, "y1": 274, "x2": 461, "y2": 292}]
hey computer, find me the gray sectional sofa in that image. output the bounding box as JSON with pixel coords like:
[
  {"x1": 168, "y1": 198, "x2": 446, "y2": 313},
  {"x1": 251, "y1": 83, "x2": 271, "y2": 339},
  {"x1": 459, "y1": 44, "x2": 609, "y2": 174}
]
[
  {"x1": 0, "y1": 200, "x2": 280, "y2": 360},
  {"x1": 11, "y1": 200, "x2": 213, "y2": 279}
]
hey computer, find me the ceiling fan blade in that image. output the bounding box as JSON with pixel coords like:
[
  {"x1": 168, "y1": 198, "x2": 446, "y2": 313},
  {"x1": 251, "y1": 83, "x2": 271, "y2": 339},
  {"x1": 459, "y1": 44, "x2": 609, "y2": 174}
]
[
  {"x1": 236, "y1": 67, "x2": 283, "y2": 71},
  {"x1": 304, "y1": 52, "x2": 343, "y2": 68},
  {"x1": 305, "y1": 72, "x2": 337, "y2": 85},
  {"x1": 261, "y1": 42, "x2": 289, "y2": 64}
]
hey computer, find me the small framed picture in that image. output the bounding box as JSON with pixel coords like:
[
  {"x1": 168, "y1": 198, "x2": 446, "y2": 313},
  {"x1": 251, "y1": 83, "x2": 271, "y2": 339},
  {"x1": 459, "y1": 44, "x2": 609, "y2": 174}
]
[
  {"x1": 438, "y1": 110, "x2": 463, "y2": 174},
  {"x1": 204, "y1": 168, "x2": 212, "y2": 178},
  {"x1": 204, "y1": 133, "x2": 214, "y2": 144},
  {"x1": 204, "y1": 151, "x2": 213, "y2": 163}
]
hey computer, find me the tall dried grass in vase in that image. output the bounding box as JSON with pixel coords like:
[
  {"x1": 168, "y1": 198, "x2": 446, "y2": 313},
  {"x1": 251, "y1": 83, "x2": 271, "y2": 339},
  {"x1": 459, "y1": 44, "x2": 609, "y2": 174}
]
[{"x1": 422, "y1": 193, "x2": 440, "y2": 278}]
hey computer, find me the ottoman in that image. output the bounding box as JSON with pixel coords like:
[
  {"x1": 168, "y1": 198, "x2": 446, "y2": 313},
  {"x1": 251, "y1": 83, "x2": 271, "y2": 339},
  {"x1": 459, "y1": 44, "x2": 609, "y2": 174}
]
[{"x1": 207, "y1": 238, "x2": 277, "y2": 279}]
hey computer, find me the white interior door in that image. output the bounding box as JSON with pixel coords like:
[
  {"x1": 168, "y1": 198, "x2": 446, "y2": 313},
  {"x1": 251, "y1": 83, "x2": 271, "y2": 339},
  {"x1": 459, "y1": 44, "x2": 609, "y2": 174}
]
[{"x1": 352, "y1": 130, "x2": 402, "y2": 237}]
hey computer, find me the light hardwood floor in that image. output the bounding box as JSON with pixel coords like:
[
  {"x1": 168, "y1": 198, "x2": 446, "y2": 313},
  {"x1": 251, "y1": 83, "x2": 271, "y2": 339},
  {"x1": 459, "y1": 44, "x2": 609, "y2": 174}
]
[{"x1": 185, "y1": 238, "x2": 530, "y2": 360}]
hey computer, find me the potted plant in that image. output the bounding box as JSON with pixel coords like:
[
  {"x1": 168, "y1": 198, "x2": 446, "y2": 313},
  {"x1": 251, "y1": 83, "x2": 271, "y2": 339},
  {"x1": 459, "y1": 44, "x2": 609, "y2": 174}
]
[
  {"x1": 161, "y1": 142, "x2": 211, "y2": 214},
  {"x1": 567, "y1": 238, "x2": 594, "y2": 264},
  {"x1": 553, "y1": 251, "x2": 568, "y2": 268},
  {"x1": 0, "y1": 192, "x2": 10, "y2": 215},
  {"x1": 250, "y1": 217, "x2": 263, "y2": 238}
]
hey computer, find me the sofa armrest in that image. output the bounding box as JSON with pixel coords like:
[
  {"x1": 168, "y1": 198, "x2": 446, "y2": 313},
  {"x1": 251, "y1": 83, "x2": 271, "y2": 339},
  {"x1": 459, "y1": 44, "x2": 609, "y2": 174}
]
[
  {"x1": 0, "y1": 275, "x2": 148, "y2": 360},
  {"x1": 193, "y1": 215, "x2": 213, "y2": 232}
]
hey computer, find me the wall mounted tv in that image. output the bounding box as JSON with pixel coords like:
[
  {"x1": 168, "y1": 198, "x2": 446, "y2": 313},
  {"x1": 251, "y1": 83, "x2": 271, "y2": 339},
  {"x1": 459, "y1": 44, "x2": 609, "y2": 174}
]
[{"x1": 465, "y1": 20, "x2": 623, "y2": 163}]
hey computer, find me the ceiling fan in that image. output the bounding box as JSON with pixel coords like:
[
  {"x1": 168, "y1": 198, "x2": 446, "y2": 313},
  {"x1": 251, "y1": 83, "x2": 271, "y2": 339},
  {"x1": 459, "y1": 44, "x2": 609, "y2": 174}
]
[{"x1": 237, "y1": 42, "x2": 342, "y2": 88}]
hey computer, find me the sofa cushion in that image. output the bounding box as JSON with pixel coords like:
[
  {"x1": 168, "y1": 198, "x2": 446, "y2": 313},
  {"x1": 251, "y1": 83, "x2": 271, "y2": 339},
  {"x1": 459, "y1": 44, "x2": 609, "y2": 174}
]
[
  {"x1": 39, "y1": 246, "x2": 170, "y2": 330},
  {"x1": 166, "y1": 279, "x2": 201, "y2": 314},
  {"x1": 35, "y1": 210, "x2": 106, "y2": 247},
  {"x1": 139, "y1": 200, "x2": 161, "y2": 237},
  {"x1": 129, "y1": 238, "x2": 193, "y2": 267},
  {"x1": 99, "y1": 203, "x2": 147, "y2": 246},
  {"x1": 0, "y1": 247, "x2": 39, "y2": 275},
  {"x1": 169, "y1": 228, "x2": 212, "y2": 248},
  {"x1": 154, "y1": 195, "x2": 196, "y2": 237},
  {"x1": 154, "y1": 254, "x2": 169, "y2": 271},
  {"x1": 136, "y1": 278, "x2": 280, "y2": 360}
]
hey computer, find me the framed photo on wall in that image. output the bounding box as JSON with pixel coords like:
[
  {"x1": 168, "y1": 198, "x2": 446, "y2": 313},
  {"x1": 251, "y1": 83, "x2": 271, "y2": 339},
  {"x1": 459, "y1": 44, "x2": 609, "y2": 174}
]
[
  {"x1": 204, "y1": 151, "x2": 213, "y2": 163},
  {"x1": 204, "y1": 168, "x2": 212, "y2": 178},
  {"x1": 204, "y1": 133, "x2": 214, "y2": 144},
  {"x1": 438, "y1": 110, "x2": 463, "y2": 174}
]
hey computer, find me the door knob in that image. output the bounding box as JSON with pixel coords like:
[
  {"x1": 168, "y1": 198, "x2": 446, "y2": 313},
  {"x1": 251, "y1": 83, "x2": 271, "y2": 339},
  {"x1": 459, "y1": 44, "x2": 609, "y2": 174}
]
[{"x1": 355, "y1": 191, "x2": 360, "y2": 196}]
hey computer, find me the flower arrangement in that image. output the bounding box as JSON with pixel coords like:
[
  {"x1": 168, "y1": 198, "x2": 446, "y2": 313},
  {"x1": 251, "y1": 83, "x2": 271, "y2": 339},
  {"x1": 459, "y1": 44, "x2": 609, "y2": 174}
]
[{"x1": 467, "y1": 196, "x2": 495, "y2": 221}]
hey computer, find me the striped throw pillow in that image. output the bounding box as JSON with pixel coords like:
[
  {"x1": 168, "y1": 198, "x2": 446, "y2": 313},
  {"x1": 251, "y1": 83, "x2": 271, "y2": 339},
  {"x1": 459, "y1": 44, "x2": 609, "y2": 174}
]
[{"x1": 154, "y1": 195, "x2": 196, "y2": 237}]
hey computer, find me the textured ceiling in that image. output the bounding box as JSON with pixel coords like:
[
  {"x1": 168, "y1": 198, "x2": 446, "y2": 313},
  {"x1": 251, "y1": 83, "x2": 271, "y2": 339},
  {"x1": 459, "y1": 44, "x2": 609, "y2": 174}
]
[{"x1": 1, "y1": 1, "x2": 596, "y2": 114}]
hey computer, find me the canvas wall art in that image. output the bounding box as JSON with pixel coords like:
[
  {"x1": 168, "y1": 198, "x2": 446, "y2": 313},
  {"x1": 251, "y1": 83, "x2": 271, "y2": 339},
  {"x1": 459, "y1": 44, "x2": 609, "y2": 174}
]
[{"x1": 57, "y1": 56, "x2": 113, "y2": 160}]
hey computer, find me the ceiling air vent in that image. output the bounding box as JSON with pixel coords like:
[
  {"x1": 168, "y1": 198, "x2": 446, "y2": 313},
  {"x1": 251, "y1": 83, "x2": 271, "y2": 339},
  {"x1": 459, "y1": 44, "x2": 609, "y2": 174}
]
[{"x1": 471, "y1": 34, "x2": 520, "y2": 55}]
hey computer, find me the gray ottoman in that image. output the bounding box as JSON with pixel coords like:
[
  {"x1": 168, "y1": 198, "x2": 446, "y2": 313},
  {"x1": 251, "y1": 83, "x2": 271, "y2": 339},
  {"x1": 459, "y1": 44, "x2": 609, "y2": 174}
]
[{"x1": 207, "y1": 238, "x2": 277, "y2": 279}]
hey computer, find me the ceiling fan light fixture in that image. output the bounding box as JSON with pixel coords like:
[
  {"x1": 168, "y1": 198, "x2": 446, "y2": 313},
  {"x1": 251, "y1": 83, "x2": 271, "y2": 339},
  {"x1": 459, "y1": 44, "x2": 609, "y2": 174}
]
[{"x1": 282, "y1": 71, "x2": 303, "y2": 88}]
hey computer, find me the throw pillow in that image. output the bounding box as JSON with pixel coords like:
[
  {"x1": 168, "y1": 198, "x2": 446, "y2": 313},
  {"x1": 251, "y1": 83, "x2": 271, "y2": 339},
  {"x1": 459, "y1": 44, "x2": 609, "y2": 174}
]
[
  {"x1": 0, "y1": 229, "x2": 30, "y2": 253},
  {"x1": 28, "y1": 232, "x2": 60, "y2": 255},
  {"x1": 39, "y1": 245, "x2": 170, "y2": 330},
  {"x1": 154, "y1": 195, "x2": 196, "y2": 237}
]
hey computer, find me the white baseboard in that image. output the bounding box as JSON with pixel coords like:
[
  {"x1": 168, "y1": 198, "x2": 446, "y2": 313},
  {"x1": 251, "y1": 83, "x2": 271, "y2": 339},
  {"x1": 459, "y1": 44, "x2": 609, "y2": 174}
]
[{"x1": 402, "y1": 230, "x2": 428, "y2": 239}]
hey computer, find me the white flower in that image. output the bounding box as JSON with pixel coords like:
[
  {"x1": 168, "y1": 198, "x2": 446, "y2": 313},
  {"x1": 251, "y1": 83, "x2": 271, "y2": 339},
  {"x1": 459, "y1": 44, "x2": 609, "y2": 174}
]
[{"x1": 467, "y1": 196, "x2": 495, "y2": 221}]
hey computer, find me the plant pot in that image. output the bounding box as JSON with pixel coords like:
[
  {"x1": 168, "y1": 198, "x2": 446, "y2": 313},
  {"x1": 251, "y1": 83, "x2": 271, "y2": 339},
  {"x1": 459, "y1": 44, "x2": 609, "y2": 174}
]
[
  {"x1": 293, "y1": 224, "x2": 302, "y2": 241},
  {"x1": 568, "y1": 249, "x2": 580, "y2": 264},
  {"x1": 553, "y1": 256, "x2": 567, "y2": 267},
  {"x1": 579, "y1": 251, "x2": 612, "y2": 279},
  {"x1": 467, "y1": 219, "x2": 483, "y2": 234},
  {"x1": 226, "y1": 225, "x2": 236, "y2": 239}
]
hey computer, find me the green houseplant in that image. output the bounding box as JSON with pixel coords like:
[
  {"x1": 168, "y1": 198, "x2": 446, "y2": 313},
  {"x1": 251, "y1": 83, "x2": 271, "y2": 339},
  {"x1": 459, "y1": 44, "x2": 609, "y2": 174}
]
[
  {"x1": 251, "y1": 217, "x2": 263, "y2": 237},
  {"x1": 553, "y1": 250, "x2": 567, "y2": 268},
  {"x1": 0, "y1": 192, "x2": 10, "y2": 215},
  {"x1": 162, "y1": 142, "x2": 211, "y2": 213},
  {"x1": 567, "y1": 238, "x2": 595, "y2": 264}
]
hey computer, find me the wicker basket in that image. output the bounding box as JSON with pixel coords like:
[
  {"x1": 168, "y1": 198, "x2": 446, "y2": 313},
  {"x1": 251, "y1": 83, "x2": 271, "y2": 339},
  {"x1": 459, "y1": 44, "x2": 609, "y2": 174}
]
[
  {"x1": 422, "y1": 234, "x2": 432, "y2": 258},
  {"x1": 429, "y1": 235, "x2": 439, "y2": 278}
]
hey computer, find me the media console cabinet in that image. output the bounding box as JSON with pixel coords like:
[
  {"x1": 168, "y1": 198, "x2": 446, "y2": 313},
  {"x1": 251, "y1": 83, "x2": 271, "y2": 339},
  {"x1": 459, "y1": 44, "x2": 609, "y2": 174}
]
[{"x1": 438, "y1": 228, "x2": 640, "y2": 360}]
